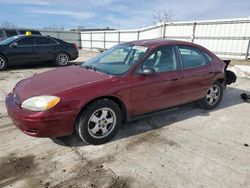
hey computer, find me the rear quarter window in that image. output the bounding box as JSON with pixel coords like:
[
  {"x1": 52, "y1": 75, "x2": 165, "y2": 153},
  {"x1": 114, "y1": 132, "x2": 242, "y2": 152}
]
[
  {"x1": 203, "y1": 51, "x2": 212, "y2": 63},
  {"x1": 50, "y1": 39, "x2": 58, "y2": 44}
]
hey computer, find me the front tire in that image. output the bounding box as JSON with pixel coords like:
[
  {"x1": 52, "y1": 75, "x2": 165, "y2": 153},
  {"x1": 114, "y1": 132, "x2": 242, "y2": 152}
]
[
  {"x1": 199, "y1": 81, "x2": 223, "y2": 110},
  {"x1": 76, "y1": 99, "x2": 121, "y2": 145},
  {"x1": 56, "y1": 52, "x2": 70, "y2": 66},
  {"x1": 0, "y1": 55, "x2": 7, "y2": 71}
]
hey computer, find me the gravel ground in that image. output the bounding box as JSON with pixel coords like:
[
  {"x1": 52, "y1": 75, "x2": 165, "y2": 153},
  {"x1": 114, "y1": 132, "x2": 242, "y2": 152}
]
[{"x1": 0, "y1": 50, "x2": 250, "y2": 188}]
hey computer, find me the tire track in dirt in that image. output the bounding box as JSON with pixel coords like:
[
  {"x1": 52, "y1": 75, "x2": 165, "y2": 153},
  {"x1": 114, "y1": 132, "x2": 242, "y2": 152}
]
[
  {"x1": 0, "y1": 153, "x2": 36, "y2": 187},
  {"x1": 53, "y1": 138, "x2": 133, "y2": 188}
]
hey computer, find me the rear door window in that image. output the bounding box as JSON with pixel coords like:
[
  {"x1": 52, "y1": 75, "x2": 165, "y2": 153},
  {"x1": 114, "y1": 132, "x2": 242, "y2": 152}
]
[
  {"x1": 178, "y1": 46, "x2": 208, "y2": 69},
  {"x1": 16, "y1": 37, "x2": 35, "y2": 46},
  {"x1": 36, "y1": 37, "x2": 53, "y2": 45},
  {"x1": 6, "y1": 30, "x2": 18, "y2": 37}
]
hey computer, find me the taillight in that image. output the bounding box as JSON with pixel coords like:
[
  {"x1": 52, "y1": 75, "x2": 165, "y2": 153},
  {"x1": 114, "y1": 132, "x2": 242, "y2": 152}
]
[{"x1": 73, "y1": 43, "x2": 77, "y2": 49}]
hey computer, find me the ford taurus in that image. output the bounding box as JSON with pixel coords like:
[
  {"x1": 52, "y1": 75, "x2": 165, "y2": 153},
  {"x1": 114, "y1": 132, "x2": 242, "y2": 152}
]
[{"x1": 5, "y1": 39, "x2": 235, "y2": 145}]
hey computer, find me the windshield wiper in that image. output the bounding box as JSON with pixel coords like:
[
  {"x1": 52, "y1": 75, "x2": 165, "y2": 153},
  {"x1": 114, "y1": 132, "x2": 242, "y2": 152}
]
[
  {"x1": 81, "y1": 64, "x2": 111, "y2": 75},
  {"x1": 82, "y1": 64, "x2": 96, "y2": 71}
]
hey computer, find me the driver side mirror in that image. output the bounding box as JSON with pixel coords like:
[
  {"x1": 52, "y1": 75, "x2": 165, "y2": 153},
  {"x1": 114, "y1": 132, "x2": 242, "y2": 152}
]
[
  {"x1": 138, "y1": 67, "x2": 156, "y2": 76},
  {"x1": 11, "y1": 43, "x2": 18, "y2": 48}
]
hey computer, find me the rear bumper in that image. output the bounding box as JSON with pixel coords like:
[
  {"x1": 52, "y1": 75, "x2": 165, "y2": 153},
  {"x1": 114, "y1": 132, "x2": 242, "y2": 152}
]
[
  {"x1": 5, "y1": 93, "x2": 77, "y2": 137},
  {"x1": 70, "y1": 49, "x2": 79, "y2": 61}
]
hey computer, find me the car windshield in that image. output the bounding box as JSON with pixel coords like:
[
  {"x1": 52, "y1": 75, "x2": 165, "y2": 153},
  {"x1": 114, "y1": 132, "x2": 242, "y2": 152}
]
[
  {"x1": 0, "y1": 36, "x2": 20, "y2": 45},
  {"x1": 82, "y1": 44, "x2": 148, "y2": 75}
]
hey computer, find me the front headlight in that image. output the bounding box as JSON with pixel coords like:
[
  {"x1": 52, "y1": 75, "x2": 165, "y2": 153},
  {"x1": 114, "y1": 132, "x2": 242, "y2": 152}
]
[{"x1": 21, "y1": 96, "x2": 60, "y2": 111}]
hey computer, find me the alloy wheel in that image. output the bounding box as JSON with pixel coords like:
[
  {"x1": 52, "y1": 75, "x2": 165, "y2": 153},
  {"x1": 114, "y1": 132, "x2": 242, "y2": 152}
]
[
  {"x1": 87, "y1": 108, "x2": 117, "y2": 139},
  {"x1": 206, "y1": 85, "x2": 220, "y2": 105},
  {"x1": 58, "y1": 53, "x2": 69, "y2": 65},
  {"x1": 0, "y1": 57, "x2": 5, "y2": 69}
]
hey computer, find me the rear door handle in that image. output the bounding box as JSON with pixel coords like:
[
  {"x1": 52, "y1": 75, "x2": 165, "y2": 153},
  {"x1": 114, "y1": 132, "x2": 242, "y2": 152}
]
[{"x1": 170, "y1": 78, "x2": 179, "y2": 81}]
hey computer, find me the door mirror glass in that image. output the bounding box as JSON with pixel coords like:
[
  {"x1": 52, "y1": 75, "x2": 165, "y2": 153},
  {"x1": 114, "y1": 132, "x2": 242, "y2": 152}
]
[{"x1": 138, "y1": 67, "x2": 156, "y2": 76}]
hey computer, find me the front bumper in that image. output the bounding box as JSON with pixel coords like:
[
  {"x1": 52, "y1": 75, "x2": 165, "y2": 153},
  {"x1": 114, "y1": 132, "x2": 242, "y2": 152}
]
[{"x1": 5, "y1": 93, "x2": 77, "y2": 137}]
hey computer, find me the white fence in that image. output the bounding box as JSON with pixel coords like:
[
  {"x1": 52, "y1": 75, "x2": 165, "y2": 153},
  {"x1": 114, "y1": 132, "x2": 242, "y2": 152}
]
[
  {"x1": 80, "y1": 18, "x2": 250, "y2": 60},
  {"x1": 15, "y1": 17, "x2": 249, "y2": 60}
]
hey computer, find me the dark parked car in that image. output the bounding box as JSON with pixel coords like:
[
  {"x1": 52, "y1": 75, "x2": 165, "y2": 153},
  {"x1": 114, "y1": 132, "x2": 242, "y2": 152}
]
[
  {"x1": 0, "y1": 35, "x2": 79, "y2": 70},
  {"x1": 0, "y1": 28, "x2": 41, "y2": 41},
  {"x1": 5, "y1": 39, "x2": 236, "y2": 145}
]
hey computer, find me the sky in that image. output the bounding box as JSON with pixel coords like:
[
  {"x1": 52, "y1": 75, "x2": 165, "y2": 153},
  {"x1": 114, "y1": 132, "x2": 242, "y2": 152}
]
[{"x1": 0, "y1": 0, "x2": 250, "y2": 30}]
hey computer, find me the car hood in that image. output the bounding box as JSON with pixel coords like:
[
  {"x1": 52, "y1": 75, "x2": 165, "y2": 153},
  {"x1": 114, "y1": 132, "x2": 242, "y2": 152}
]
[{"x1": 14, "y1": 65, "x2": 112, "y2": 101}]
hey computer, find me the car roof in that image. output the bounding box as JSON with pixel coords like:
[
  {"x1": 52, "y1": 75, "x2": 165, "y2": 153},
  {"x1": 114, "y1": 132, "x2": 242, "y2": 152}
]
[
  {"x1": 126, "y1": 39, "x2": 202, "y2": 49},
  {"x1": 13, "y1": 35, "x2": 58, "y2": 40},
  {"x1": 16, "y1": 34, "x2": 47, "y2": 37},
  {"x1": 11, "y1": 35, "x2": 63, "y2": 44}
]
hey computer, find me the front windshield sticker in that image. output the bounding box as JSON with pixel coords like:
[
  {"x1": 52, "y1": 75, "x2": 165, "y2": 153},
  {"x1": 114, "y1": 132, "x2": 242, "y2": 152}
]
[{"x1": 132, "y1": 46, "x2": 148, "y2": 52}]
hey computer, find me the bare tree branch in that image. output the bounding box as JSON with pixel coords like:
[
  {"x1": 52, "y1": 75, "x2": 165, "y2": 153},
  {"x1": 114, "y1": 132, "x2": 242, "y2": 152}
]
[
  {"x1": 60, "y1": 25, "x2": 65, "y2": 31},
  {"x1": 1, "y1": 21, "x2": 17, "y2": 28},
  {"x1": 43, "y1": 24, "x2": 65, "y2": 31},
  {"x1": 77, "y1": 25, "x2": 85, "y2": 31},
  {"x1": 152, "y1": 9, "x2": 175, "y2": 24}
]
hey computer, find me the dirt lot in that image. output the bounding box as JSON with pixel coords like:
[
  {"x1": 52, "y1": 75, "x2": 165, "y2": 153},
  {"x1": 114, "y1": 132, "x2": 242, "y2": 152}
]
[{"x1": 0, "y1": 50, "x2": 250, "y2": 188}]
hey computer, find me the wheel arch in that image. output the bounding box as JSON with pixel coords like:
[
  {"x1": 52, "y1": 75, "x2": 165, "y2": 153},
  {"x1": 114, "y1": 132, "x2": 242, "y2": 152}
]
[
  {"x1": 215, "y1": 77, "x2": 226, "y2": 88},
  {"x1": 77, "y1": 96, "x2": 128, "y2": 124},
  {"x1": 0, "y1": 53, "x2": 8, "y2": 70},
  {"x1": 0, "y1": 53, "x2": 8, "y2": 63},
  {"x1": 216, "y1": 78, "x2": 225, "y2": 84},
  {"x1": 56, "y1": 51, "x2": 71, "y2": 59}
]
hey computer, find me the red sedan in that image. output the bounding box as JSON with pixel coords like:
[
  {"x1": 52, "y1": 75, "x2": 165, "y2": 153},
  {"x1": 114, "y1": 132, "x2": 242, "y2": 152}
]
[{"x1": 5, "y1": 39, "x2": 234, "y2": 145}]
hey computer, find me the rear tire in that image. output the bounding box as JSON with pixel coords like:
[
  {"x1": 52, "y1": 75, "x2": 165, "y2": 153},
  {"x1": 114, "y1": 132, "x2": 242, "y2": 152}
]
[
  {"x1": 199, "y1": 81, "x2": 223, "y2": 110},
  {"x1": 75, "y1": 99, "x2": 121, "y2": 145},
  {"x1": 0, "y1": 55, "x2": 7, "y2": 71},
  {"x1": 56, "y1": 52, "x2": 70, "y2": 66}
]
